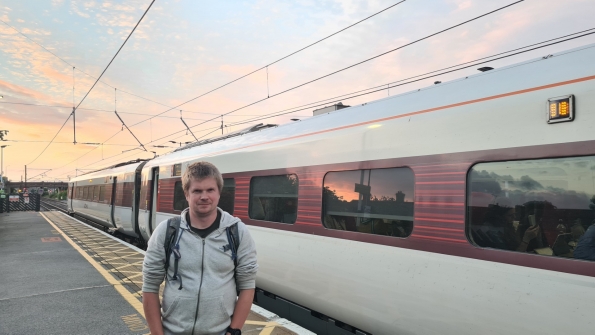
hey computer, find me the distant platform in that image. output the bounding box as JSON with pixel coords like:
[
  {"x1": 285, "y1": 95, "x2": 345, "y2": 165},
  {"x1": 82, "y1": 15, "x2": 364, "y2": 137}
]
[{"x1": 0, "y1": 210, "x2": 313, "y2": 335}]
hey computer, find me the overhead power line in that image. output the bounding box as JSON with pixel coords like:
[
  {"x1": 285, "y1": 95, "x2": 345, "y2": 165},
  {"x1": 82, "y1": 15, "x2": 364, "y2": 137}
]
[
  {"x1": 0, "y1": 101, "x2": 284, "y2": 121},
  {"x1": 226, "y1": 29, "x2": 595, "y2": 128},
  {"x1": 67, "y1": 0, "x2": 408, "y2": 151},
  {"x1": 0, "y1": 17, "x2": 173, "y2": 114},
  {"x1": 142, "y1": 26, "x2": 594, "y2": 148},
  {"x1": 175, "y1": 1, "x2": 526, "y2": 135},
  {"x1": 24, "y1": 0, "x2": 155, "y2": 165},
  {"x1": 73, "y1": 1, "x2": 155, "y2": 111},
  {"x1": 120, "y1": 0, "x2": 409, "y2": 129},
  {"x1": 92, "y1": 0, "x2": 523, "y2": 153}
]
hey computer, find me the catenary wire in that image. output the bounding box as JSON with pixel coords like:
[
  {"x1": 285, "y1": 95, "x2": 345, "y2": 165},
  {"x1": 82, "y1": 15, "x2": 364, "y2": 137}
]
[
  {"x1": 24, "y1": 0, "x2": 155, "y2": 166},
  {"x1": 0, "y1": 17, "x2": 178, "y2": 114},
  {"x1": 122, "y1": 0, "x2": 409, "y2": 129},
  {"x1": 233, "y1": 26, "x2": 595, "y2": 117},
  {"x1": 171, "y1": 1, "x2": 525, "y2": 133},
  {"x1": 225, "y1": 29, "x2": 595, "y2": 127},
  {"x1": 142, "y1": 27, "x2": 595, "y2": 148},
  {"x1": 0, "y1": 101, "x2": 305, "y2": 121},
  {"x1": 139, "y1": 0, "x2": 525, "y2": 144}
]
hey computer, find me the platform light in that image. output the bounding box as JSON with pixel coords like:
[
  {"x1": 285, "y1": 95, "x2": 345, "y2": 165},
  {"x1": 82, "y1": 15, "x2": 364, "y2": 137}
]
[
  {"x1": 547, "y1": 95, "x2": 574, "y2": 124},
  {"x1": 368, "y1": 124, "x2": 382, "y2": 129}
]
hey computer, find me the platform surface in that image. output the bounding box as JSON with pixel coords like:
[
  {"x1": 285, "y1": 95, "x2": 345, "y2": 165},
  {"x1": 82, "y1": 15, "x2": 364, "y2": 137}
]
[{"x1": 0, "y1": 210, "x2": 312, "y2": 335}]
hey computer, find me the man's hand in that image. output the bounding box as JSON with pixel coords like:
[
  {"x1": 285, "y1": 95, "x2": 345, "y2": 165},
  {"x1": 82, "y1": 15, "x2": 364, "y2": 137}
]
[
  {"x1": 229, "y1": 289, "x2": 255, "y2": 330},
  {"x1": 143, "y1": 292, "x2": 164, "y2": 335}
]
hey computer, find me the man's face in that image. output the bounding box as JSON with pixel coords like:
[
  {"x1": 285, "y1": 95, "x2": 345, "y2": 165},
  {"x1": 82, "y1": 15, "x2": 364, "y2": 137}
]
[{"x1": 185, "y1": 177, "x2": 220, "y2": 217}]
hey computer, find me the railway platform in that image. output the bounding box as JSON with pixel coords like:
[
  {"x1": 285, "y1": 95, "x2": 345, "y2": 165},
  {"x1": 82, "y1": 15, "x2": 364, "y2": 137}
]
[{"x1": 0, "y1": 210, "x2": 313, "y2": 335}]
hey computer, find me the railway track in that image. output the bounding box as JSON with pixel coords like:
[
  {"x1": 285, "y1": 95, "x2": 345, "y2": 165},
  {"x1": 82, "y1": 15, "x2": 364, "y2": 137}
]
[{"x1": 39, "y1": 198, "x2": 69, "y2": 212}]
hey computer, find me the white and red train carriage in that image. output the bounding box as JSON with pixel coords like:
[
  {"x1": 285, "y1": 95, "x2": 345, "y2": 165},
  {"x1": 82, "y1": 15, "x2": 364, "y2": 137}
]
[{"x1": 68, "y1": 43, "x2": 595, "y2": 335}]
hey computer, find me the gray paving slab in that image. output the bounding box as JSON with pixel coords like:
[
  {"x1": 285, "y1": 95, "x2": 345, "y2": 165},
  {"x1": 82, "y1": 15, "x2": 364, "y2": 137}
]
[{"x1": 0, "y1": 212, "x2": 147, "y2": 335}]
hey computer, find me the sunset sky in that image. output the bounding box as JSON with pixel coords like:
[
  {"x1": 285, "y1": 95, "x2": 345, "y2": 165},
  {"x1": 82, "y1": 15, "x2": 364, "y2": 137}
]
[{"x1": 1, "y1": 0, "x2": 594, "y2": 182}]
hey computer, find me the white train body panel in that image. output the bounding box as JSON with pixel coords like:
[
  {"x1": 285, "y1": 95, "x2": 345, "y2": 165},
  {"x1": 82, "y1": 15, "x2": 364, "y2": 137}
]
[{"x1": 251, "y1": 226, "x2": 595, "y2": 335}]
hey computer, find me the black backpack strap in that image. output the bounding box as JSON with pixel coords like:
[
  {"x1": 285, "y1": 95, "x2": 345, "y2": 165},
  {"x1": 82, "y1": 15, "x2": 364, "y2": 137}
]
[
  {"x1": 163, "y1": 216, "x2": 183, "y2": 290},
  {"x1": 225, "y1": 222, "x2": 241, "y2": 269}
]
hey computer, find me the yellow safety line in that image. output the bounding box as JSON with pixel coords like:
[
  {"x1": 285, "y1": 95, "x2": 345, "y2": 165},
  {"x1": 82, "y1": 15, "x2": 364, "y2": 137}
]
[
  {"x1": 39, "y1": 212, "x2": 145, "y2": 319},
  {"x1": 244, "y1": 321, "x2": 280, "y2": 335}
]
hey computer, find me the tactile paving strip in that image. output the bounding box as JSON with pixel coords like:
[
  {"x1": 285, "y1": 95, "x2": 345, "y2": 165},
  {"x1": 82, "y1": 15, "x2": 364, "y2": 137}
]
[{"x1": 43, "y1": 211, "x2": 146, "y2": 298}]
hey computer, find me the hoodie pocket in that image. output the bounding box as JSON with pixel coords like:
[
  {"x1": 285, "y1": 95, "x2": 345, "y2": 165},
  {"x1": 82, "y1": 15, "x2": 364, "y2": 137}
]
[
  {"x1": 196, "y1": 295, "x2": 231, "y2": 333},
  {"x1": 161, "y1": 296, "x2": 180, "y2": 319},
  {"x1": 162, "y1": 296, "x2": 197, "y2": 334}
]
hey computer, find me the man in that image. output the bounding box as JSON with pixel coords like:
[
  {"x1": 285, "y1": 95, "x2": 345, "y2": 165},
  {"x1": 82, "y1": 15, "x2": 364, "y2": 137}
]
[{"x1": 143, "y1": 161, "x2": 258, "y2": 335}]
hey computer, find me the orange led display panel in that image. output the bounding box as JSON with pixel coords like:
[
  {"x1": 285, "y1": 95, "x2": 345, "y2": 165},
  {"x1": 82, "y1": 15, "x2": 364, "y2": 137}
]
[{"x1": 547, "y1": 95, "x2": 574, "y2": 124}]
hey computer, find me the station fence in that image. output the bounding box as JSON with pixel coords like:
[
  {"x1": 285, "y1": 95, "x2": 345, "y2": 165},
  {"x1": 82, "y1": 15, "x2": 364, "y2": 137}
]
[{"x1": 0, "y1": 194, "x2": 41, "y2": 213}]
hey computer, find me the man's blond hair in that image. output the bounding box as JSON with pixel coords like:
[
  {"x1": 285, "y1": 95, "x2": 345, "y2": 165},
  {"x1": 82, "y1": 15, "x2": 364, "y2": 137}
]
[{"x1": 182, "y1": 161, "x2": 223, "y2": 193}]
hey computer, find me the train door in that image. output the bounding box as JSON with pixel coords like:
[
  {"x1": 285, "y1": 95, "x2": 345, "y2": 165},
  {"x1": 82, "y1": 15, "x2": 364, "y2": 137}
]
[
  {"x1": 110, "y1": 177, "x2": 118, "y2": 228},
  {"x1": 147, "y1": 167, "x2": 159, "y2": 234},
  {"x1": 68, "y1": 183, "x2": 74, "y2": 212}
]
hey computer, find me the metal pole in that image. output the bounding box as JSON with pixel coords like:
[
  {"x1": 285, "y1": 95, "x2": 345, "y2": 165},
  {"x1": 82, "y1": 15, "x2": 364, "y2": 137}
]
[
  {"x1": 73, "y1": 107, "x2": 77, "y2": 144},
  {"x1": 25, "y1": 165, "x2": 27, "y2": 189}
]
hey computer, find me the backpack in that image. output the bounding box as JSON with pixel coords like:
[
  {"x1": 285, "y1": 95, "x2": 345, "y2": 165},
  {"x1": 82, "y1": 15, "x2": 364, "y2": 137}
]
[{"x1": 163, "y1": 216, "x2": 240, "y2": 290}]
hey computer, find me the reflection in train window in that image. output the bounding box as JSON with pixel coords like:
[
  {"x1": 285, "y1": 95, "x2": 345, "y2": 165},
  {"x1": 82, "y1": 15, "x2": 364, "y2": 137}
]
[
  {"x1": 249, "y1": 175, "x2": 298, "y2": 224},
  {"x1": 173, "y1": 181, "x2": 189, "y2": 211},
  {"x1": 220, "y1": 178, "x2": 235, "y2": 215},
  {"x1": 467, "y1": 156, "x2": 595, "y2": 261},
  {"x1": 322, "y1": 168, "x2": 415, "y2": 237},
  {"x1": 99, "y1": 186, "x2": 105, "y2": 202},
  {"x1": 83, "y1": 187, "x2": 88, "y2": 200}
]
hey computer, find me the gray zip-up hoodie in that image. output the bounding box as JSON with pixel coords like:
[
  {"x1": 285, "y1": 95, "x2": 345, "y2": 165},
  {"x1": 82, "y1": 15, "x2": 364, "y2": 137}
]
[{"x1": 142, "y1": 208, "x2": 258, "y2": 335}]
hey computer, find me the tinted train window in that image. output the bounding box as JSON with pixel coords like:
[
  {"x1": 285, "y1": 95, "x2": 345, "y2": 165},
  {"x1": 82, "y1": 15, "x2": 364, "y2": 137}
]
[
  {"x1": 99, "y1": 186, "x2": 105, "y2": 201},
  {"x1": 83, "y1": 187, "x2": 88, "y2": 200},
  {"x1": 323, "y1": 168, "x2": 415, "y2": 237},
  {"x1": 468, "y1": 156, "x2": 595, "y2": 261},
  {"x1": 173, "y1": 181, "x2": 189, "y2": 211},
  {"x1": 220, "y1": 178, "x2": 235, "y2": 215},
  {"x1": 250, "y1": 174, "x2": 298, "y2": 224}
]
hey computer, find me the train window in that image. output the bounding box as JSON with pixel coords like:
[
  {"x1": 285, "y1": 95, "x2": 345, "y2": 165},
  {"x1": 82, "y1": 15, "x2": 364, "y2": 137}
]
[
  {"x1": 322, "y1": 168, "x2": 415, "y2": 237},
  {"x1": 249, "y1": 174, "x2": 298, "y2": 224},
  {"x1": 83, "y1": 187, "x2": 88, "y2": 200},
  {"x1": 220, "y1": 178, "x2": 235, "y2": 215},
  {"x1": 468, "y1": 156, "x2": 595, "y2": 261},
  {"x1": 172, "y1": 164, "x2": 182, "y2": 177},
  {"x1": 173, "y1": 181, "x2": 189, "y2": 211},
  {"x1": 99, "y1": 186, "x2": 105, "y2": 201},
  {"x1": 93, "y1": 186, "x2": 100, "y2": 201}
]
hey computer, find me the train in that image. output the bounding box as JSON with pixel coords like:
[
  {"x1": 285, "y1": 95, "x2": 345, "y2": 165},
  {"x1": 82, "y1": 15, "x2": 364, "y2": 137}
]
[{"x1": 67, "y1": 43, "x2": 595, "y2": 335}]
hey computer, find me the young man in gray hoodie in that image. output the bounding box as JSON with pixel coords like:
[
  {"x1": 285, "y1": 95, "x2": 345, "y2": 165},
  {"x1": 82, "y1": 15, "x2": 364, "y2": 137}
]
[{"x1": 142, "y1": 161, "x2": 258, "y2": 335}]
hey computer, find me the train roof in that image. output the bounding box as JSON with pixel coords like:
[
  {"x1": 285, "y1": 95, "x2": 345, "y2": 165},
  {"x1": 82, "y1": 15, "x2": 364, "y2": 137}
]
[{"x1": 69, "y1": 160, "x2": 146, "y2": 183}]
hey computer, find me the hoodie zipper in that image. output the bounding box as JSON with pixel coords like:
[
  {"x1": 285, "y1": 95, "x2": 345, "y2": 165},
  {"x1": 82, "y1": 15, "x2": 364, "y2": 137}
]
[{"x1": 191, "y1": 238, "x2": 206, "y2": 335}]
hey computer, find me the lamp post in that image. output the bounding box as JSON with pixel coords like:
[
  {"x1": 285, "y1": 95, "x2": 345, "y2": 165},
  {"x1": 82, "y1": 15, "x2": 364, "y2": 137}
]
[{"x1": 1, "y1": 145, "x2": 7, "y2": 188}]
